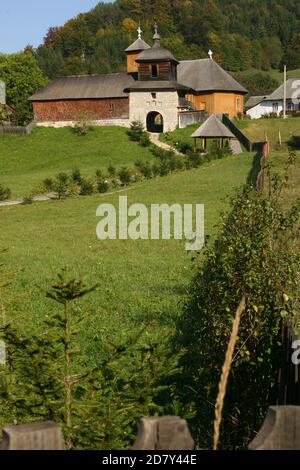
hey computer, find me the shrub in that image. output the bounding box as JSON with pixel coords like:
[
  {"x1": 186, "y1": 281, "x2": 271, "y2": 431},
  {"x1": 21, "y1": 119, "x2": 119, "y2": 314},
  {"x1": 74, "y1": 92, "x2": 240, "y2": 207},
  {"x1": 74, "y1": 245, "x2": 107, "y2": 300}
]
[
  {"x1": 79, "y1": 178, "x2": 94, "y2": 196},
  {"x1": 72, "y1": 168, "x2": 82, "y2": 184},
  {"x1": 175, "y1": 155, "x2": 300, "y2": 450},
  {"x1": 175, "y1": 141, "x2": 193, "y2": 154},
  {"x1": 118, "y1": 166, "x2": 132, "y2": 186},
  {"x1": 42, "y1": 178, "x2": 55, "y2": 192},
  {"x1": 135, "y1": 160, "x2": 153, "y2": 179},
  {"x1": 185, "y1": 151, "x2": 204, "y2": 168},
  {"x1": 1, "y1": 270, "x2": 182, "y2": 450},
  {"x1": 73, "y1": 110, "x2": 94, "y2": 136},
  {"x1": 95, "y1": 169, "x2": 103, "y2": 181},
  {"x1": 0, "y1": 185, "x2": 11, "y2": 201},
  {"x1": 107, "y1": 165, "x2": 117, "y2": 177},
  {"x1": 22, "y1": 195, "x2": 33, "y2": 205},
  {"x1": 97, "y1": 180, "x2": 109, "y2": 193},
  {"x1": 139, "y1": 132, "x2": 151, "y2": 147},
  {"x1": 127, "y1": 120, "x2": 145, "y2": 142},
  {"x1": 55, "y1": 172, "x2": 72, "y2": 199}
]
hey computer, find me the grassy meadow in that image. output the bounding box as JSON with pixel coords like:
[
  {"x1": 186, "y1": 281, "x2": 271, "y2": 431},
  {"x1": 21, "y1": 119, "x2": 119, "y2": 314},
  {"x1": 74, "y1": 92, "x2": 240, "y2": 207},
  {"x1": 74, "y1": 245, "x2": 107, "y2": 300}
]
[
  {"x1": 0, "y1": 153, "x2": 254, "y2": 336},
  {"x1": 1, "y1": 123, "x2": 299, "y2": 445},
  {"x1": 0, "y1": 126, "x2": 154, "y2": 198}
]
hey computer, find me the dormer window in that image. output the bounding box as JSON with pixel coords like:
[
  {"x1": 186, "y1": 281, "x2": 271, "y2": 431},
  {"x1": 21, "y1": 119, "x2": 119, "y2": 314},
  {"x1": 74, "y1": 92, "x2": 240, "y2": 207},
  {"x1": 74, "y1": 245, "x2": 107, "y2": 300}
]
[{"x1": 151, "y1": 65, "x2": 158, "y2": 78}]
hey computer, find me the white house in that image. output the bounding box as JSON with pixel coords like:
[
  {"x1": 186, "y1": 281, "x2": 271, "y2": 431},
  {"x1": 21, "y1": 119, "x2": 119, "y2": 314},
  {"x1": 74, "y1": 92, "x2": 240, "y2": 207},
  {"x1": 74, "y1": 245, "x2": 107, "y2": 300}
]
[{"x1": 246, "y1": 79, "x2": 300, "y2": 119}]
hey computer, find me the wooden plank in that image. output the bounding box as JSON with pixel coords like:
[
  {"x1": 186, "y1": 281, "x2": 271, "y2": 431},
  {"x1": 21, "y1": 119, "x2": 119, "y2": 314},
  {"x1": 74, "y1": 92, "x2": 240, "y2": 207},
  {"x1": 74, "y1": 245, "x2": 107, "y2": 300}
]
[
  {"x1": 249, "y1": 406, "x2": 300, "y2": 450},
  {"x1": 1, "y1": 421, "x2": 65, "y2": 450},
  {"x1": 132, "y1": 416, "x2": 195, "y2": 450}
]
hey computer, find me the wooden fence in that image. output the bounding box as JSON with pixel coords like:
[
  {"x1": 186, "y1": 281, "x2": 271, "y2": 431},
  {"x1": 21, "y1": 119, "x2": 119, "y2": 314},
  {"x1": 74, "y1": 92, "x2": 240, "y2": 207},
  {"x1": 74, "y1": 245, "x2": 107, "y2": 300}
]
[
  {"x1": 256, "y1": 141, "x2": 270, "y2": 192},
  {"x1": 0, "y1": 120, "x2": 36, "y2": 135},
  {"x1": 222, "y1": 114, "x2": 253, "y2": 151},
  {"x1": 1, "y1": 407, "x2": 300, "y2": 450}
]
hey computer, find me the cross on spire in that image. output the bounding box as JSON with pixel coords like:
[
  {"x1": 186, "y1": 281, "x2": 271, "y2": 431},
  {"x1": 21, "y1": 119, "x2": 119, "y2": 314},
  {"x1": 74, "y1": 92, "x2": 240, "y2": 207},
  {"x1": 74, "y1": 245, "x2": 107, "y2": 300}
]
[
  {"x1": 137, "y1": 22, "x2": 142, "y2": 39},
  {"x1": 208, "y1": 50, "x2": 213, "y2": 59}
]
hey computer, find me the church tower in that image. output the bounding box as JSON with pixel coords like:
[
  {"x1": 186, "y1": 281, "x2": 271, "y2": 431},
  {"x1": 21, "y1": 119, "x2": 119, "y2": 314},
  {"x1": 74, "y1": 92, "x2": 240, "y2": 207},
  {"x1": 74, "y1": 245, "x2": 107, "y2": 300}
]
[{"x1": 124, "y1": 25, "x2": 150, "y2": 74}]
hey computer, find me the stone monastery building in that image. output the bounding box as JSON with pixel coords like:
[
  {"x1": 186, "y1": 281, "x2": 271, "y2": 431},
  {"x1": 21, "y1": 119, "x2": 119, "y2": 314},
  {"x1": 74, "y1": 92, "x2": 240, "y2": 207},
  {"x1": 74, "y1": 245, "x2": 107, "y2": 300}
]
[{"x1": 30, "y1": 25, "x2": 247, "y2": 133}]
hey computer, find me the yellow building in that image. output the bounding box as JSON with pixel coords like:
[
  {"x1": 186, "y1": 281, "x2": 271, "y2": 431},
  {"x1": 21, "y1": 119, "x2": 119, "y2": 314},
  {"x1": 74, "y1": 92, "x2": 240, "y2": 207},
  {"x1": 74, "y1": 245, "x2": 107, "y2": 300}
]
[{"x1": 177, "y1": 58, "x2": 246, "y2": 118}]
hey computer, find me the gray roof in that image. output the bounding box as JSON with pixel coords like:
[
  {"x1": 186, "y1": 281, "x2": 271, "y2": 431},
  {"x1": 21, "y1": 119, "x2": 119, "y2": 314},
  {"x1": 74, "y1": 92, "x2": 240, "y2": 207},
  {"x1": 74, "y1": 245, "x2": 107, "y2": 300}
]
[
  {"x1": 136, "y1": 46, "x2": 178, "y2": 64},
  {"x1": 29, "y1": 73, "x2": 136, "y2": 101},
  {"x1": 246, "y1": 79, "x2": 300, "y2": 109},
  {"x1": 125, "y1": 38, "x2": 151, "y2": 53},
  {"x1": 124, "y1": 80, "x2": 192, "y2": 92},
  {"x1": 191, "y1": 114, "x2": 235, "y2": 138},
  {"x1": 268, "y1": 79, "x2": 300, "y2": 100},
  {"x1": 245, "y1": 95, "x2": 267, "y2": 109},
  {"x1": 178, "y1": 59, "x2": 247, "y2": 94}
]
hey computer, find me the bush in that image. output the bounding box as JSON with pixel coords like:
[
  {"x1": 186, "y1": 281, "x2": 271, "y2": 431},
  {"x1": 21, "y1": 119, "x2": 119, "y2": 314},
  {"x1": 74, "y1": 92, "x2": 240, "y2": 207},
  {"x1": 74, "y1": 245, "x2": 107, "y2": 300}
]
[
  {"x1": 97, "y1": 180, "x2": 109, "y2": 193},
  {"x1": 175, "y1": 155, "x2": 300, "y2": 449},
  {"x1": 185, "y1": 151, "x2": 204, "y2": 169},
  {"x1": 73, "y1": 110, "x2": 94, "y2": 136},
  {"x1": 0, "y1": 185, "x2": 11, "y2": 201},
  {"x1": 95, "y1": 169, "x2": 103, "y2": 181},
  {"x1": 175, "y1": 141, "x2": 193, "y2": 154},
  {"x1": 118, "y1": 166, "x2": 132, "y2": 186},
  {"x1": 107, "y1": 165, "x2": 117, "y2": 177},
  {"x1": 79, "y1": 178, "x2": 94, "y2": 196},
  {"x1": 42, "y1": 178, "x2": 55, "y2": 192},
  {"x1": 55, "y1": 172, "x2": 72, "y2": 199},
  {"x1": 135, "y1": 160, "x2": 153, "y2": 179},
  {"x1": 22, "y1": 195, "x2": 33, "y2": 205},
  {"x1": 127, "y1": 120, "x2": 145, "y2": 142},
  {"x1": 72, "y1": 168, "x2": 82, "y2": 184},
  {"x1": 139, "y1": 132, "x2": 151, "y2": 147}
]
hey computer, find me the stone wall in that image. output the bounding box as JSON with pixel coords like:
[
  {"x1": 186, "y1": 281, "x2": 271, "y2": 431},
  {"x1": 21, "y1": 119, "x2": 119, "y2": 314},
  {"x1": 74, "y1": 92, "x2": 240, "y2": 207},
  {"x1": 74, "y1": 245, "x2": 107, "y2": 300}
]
[
  {"x1": 129, "y1": 91, "x2": 179, "y2": 132},
  {"x1": 37, "y1": 119, "x2": 130, "y2": 129},
  {"x1": 32, "y1": 98, "x2": 129, "y2": 123}
]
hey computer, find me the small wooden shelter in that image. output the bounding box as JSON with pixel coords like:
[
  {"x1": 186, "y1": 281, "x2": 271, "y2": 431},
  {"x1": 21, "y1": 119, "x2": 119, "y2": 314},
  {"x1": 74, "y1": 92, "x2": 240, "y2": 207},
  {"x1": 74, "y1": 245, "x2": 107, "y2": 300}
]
[{"x1": 191, "y1": 114, "x2": 235, "y2": 150}]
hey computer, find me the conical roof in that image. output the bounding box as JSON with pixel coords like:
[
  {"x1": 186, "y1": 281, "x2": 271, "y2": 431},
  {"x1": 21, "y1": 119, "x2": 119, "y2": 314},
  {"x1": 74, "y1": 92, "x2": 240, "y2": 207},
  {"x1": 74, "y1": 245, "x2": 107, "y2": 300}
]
[
  {"x1": 191, "y1": 115, "x2": 235, "y2": 138},
  {"x1": 136, "y1": 47, "x2": 178, "y2": 63},
  {"x1": 125, "y1": 37, "x2": 151, "y2": 53}
]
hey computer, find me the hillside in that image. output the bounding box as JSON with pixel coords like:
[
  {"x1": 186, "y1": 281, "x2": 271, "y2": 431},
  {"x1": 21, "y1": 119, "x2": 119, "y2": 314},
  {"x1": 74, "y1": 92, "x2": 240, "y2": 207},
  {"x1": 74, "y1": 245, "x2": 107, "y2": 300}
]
[
  {"x1": 33, "y1": 0, "x2": 300, "y2": 79},
  {"x1": 0, "y1": 126, "x2": 154, "y2": 198},
  {"x1": 0, "y1": 151, "x2": 254, "y2": 441}
]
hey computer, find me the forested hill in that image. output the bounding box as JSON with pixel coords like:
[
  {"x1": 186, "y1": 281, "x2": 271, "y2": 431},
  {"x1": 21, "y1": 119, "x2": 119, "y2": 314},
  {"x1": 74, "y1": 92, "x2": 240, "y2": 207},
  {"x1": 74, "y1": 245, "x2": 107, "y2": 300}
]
[{"x1": 34, "y1": 0, "x2": 300, "y2": 79}]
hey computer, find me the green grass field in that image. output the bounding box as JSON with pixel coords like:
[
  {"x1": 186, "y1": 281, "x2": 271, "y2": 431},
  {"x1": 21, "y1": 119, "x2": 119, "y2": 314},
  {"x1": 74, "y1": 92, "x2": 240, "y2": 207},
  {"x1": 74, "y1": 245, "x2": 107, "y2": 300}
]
[
  {"x1": 0, "y1": 151, "x2": 254, "y2": 341},
  {"x1": 0, "y1": 126, "x2": 154, "y2": 198},
  {"x1": 234, "y1": 68, "x2": 300, "y2": 84},
  {"x1": 236, "y1": 117, "x2": 300, "y2": 147},
  {"x1": 1, "y1": 124, "x2": 299, "y2": 444}
]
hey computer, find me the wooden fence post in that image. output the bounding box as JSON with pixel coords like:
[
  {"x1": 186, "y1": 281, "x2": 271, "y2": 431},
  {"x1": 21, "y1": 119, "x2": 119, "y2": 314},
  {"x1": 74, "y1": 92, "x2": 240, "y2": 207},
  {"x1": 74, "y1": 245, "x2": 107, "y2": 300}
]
[
  {"x1": 132, "y1": 416, "x2": 195, "y2": 450},
  {"x1": 249, "y1": 406, "x2": 300, "y2": 450},
  {"x1": 1, "y1": 421, "x2": 65, "y2": 450}
]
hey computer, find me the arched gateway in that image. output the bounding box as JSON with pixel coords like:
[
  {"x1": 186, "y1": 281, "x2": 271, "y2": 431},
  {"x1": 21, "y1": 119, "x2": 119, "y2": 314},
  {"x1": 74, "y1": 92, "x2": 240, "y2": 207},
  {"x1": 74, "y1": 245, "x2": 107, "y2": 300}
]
[{"x1": 146, "y1": 111, "x2": 164, "y2": 133}]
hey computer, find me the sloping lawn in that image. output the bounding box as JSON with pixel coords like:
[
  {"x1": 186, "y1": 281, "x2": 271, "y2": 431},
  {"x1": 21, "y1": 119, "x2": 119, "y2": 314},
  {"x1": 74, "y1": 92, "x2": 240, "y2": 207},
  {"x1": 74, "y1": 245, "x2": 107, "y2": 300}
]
[
  {"x1": 0, "y1": 126, "x2": 154, "y2": 198},
  {"x1": 236, "y1": 117, "x2": 300, "y2": 146},
  {"x1": 0, "y1": 153, "x2": 254, "y2": 342}
]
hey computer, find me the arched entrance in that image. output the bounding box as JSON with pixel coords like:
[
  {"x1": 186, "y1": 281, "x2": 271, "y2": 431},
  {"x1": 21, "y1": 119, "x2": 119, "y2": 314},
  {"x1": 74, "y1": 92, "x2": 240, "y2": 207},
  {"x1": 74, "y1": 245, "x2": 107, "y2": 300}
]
[{"x1": 146, "y1": 112, "x2": 164, "y2": 133}]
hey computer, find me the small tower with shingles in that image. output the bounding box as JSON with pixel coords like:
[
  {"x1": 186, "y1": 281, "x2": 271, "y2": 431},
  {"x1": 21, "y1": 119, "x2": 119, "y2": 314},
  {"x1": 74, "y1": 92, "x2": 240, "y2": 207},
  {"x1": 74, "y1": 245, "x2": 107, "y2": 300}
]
[{"x1": 124, "y1": 25, "x2": 150, "y2": 74}]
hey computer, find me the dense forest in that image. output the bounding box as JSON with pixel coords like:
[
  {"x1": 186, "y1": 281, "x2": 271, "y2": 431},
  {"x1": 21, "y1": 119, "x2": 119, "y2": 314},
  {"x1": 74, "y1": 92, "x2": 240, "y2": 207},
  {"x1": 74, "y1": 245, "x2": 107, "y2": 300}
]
[{"x1": 33, "y1": 0, "x2": 300, "y2": 79}]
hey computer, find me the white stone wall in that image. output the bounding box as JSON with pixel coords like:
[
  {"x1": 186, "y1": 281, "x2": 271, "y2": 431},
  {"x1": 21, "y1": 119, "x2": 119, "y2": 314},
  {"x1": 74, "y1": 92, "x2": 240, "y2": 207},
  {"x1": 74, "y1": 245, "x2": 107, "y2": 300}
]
[
  {"x1": 37, "y1": 119, "x2": 131, "y2": 128},
  {"x1": 129, "y1": 91, "x2": 179, "y2": 132}
]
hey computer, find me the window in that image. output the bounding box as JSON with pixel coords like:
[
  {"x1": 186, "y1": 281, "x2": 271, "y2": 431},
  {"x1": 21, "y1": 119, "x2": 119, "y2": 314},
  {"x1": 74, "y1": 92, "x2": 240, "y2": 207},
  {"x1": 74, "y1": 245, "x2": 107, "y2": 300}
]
[
  {"x1": 273, "y1": 102, "x2": 279, "y2": 112},
  {"x1": 109, "y1": 103, "x2": 115, "y2": 111},
  {"x1": 287, "y1": 101, "x2": 294, "y2": 111},
  {"x1": 236, "y1": 98, "x2": 241, "y2": 110},
  {"x1": 151, "y1": 65, "x2": 158, "y2": 78},
  {"x1": 151, "y1": 92, "x2": 157, "y2": 99}
]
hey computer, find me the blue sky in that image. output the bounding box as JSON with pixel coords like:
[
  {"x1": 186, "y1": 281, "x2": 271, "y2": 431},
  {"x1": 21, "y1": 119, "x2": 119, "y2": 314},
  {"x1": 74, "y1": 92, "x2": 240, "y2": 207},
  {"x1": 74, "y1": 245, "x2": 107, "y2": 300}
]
[{"x1": 0, "y1": 1, "x2": 109, "y2": 53}]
